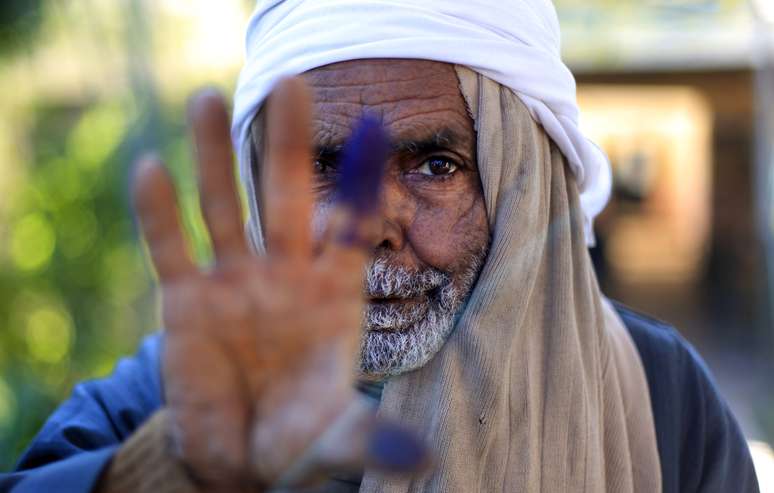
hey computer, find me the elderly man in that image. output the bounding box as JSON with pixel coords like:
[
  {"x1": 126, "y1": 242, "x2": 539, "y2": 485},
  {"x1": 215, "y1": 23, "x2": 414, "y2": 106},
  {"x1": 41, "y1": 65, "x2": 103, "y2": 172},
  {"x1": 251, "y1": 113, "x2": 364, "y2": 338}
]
[{"x1": 0, "y1": 1, "x2": 760, "y2": 492}]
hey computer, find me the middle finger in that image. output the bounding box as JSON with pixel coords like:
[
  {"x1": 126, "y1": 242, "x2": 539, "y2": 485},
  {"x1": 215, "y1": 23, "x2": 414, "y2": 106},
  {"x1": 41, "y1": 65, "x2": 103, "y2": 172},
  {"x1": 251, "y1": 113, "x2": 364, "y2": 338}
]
[{"x1": 262, "y1": 77, "x2": 314, "y2": 261}]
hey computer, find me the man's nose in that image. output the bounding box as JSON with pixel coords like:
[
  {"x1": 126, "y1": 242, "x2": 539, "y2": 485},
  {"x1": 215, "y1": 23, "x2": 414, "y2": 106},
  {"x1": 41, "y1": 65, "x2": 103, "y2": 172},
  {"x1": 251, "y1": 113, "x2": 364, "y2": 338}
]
[{"x1": 372, "y1": 176, "x2": 413, "y2": 252}]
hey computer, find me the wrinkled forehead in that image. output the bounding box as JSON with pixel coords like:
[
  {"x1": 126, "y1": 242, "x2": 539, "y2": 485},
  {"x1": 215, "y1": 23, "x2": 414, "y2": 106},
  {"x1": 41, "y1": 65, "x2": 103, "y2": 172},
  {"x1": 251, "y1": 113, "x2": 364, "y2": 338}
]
[{"x1": 301, "y1": 59, "x2": 476, "y2": 154}]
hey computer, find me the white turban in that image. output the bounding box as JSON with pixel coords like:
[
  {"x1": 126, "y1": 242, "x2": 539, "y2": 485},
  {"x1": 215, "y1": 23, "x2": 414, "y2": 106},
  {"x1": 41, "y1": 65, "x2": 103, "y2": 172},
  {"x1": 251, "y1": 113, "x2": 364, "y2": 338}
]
[{"x1": 232, "y1": 0, "x2": 612, "y2": 245}]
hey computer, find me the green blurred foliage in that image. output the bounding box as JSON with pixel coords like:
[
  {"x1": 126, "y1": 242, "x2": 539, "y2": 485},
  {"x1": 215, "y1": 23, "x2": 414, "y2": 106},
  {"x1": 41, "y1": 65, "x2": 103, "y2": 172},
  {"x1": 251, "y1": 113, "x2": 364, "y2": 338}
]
[
  {"x1": 0, "y1": 0, "x2": 231, "y2": 469},
  {"x1": 0, "y1": 97, "x2": 153, "y2": 469},
  {"x1": 0, "y1": 107, "x2": 221, "y2": 470},
  {"x1": 0, "y1": 92, "x2": 221, "y2": 469}
]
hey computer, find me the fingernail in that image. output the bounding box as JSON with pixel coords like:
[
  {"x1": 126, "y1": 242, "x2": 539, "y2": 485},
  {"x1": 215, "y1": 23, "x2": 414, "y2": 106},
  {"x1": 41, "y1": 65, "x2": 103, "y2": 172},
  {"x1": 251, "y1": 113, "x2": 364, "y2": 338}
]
[
  {"x1": 367, "y1": 422, "x2": 429, "y2": 472},
  {"x1": 336, "y1": 115, "x2": 389, "y2": 215}
]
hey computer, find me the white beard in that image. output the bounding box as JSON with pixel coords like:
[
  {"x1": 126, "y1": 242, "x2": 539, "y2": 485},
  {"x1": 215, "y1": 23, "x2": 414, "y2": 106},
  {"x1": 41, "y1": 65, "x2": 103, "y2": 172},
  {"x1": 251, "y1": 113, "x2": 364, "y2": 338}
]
[{"x1": 359, "y1": 249, "x2": 487, "y2": 378}]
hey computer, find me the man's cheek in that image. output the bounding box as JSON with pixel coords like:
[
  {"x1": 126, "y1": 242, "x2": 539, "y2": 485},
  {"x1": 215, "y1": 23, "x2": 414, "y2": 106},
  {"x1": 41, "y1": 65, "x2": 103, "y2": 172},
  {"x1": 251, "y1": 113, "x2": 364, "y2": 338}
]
[
  {"x1": 408, "y1": 209, "x2": 466, "y2": 270},
  {"x1": 450, "y1": 196, "x2": 489, "y2": 248},
  {"x1": 410, "y1": 196, "x2": 488, "y2": 267}
]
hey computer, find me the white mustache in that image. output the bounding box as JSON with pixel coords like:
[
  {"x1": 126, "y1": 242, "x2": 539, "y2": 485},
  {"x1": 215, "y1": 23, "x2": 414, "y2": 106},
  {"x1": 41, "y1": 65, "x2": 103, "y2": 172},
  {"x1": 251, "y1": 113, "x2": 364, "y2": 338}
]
[
  {"x1": 363, "y1": 260, "x2": 458, "y2": 332},
  {"x1": 364, "y1": 258, "x2": 449, "y2": 299},
  {"x1": 359, "y1": 243, "x2": 490, "y2": 377}
]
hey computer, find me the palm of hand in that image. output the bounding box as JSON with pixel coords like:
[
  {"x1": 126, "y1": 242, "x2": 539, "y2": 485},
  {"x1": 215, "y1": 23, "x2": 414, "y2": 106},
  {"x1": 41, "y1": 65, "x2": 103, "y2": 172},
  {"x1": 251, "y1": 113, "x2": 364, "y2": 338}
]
[{"x1": 133, "y1": 79, "x2": 381, "y2": 489}]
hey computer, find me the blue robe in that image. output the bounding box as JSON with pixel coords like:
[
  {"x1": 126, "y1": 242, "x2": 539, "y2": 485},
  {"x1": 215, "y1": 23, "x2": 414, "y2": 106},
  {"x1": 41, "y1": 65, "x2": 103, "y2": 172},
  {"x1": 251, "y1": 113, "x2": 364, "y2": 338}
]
[{"x1": 0, "y1": 304, "x2": 760, "y2": 492}]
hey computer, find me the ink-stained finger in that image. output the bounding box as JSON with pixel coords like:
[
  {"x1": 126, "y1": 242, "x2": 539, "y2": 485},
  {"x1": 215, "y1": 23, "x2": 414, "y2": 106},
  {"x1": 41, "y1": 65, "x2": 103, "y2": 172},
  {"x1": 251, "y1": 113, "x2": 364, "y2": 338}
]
[
  {"x1": 332, "y1": 115, "x2": 389, "y2": 221},
  {"x1": 323, "y1": 397, "x2": 430, "y2": 475},
  {"x1": 317, "y1": 206, "x2": 376, "y2": 294},
  {"x1": 322, "y1": 114, "x2": 388, "y2": 249},
  {"x1": 262, "y1": 77, "x2": 314, "y2": 260},
  {"x1": 132, "y1": 154, "x2": 197, "y2": 283},
  {"x1": 189, "y1": 89, "x2": 250, "y2": 263},
  {"x1": 318, "y1": 115, "x2": 389, "y2": 281}
]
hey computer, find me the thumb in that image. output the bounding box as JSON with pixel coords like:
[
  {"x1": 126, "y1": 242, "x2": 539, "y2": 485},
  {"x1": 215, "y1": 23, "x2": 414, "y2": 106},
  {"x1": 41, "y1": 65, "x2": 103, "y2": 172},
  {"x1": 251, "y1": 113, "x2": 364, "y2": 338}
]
[{"x1": 270, "y1": 395, "x2": 431, "y2": 490}]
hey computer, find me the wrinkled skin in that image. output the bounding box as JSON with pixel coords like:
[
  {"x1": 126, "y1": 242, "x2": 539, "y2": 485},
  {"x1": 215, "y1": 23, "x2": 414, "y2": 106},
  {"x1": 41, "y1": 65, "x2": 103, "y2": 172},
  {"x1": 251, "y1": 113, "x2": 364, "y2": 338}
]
[
  {"x1": 130, "y1": 60, "x2": 489, "y2": 490},
  {"x1": 305, "y1": 60, "x2": 488, "y2": 278}
]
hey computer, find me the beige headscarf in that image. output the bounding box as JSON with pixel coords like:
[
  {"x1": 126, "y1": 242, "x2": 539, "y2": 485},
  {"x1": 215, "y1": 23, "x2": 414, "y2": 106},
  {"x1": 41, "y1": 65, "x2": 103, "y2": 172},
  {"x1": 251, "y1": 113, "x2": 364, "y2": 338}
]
[{"x1": 243, "y1": 66, "x2": 662, "y2": 492}]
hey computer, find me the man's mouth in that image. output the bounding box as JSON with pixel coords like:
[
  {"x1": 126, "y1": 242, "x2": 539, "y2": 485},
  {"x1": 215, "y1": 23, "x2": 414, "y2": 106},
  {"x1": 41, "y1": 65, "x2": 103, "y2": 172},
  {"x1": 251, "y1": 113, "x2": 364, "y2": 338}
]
[
  {"x1": 365, "y1": 293, "x2": 432, "y2": 332},
  {"x1": 368, "y1": 294, "x2": 427, "y2": 305}
]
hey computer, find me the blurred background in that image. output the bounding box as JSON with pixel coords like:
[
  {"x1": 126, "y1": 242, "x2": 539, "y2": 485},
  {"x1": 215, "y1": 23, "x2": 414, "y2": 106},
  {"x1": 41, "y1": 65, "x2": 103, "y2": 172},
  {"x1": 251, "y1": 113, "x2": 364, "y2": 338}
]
[{"x1": 0, "y1": 0, "x2": 773, "y2": 487}]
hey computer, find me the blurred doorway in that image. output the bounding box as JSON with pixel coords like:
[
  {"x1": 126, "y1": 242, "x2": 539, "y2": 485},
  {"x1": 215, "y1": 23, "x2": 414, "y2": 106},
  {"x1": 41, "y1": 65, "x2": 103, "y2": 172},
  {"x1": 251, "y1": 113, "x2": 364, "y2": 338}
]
[
  {"x1": 581, "y1": 85, "x2": 712, "y2": 287},
  {"x1": 581, "y1": 85, "x2": 713, "y2": 337},
  {"x1": 579, "y1": 69, "x2": 765, "y2": 349}
]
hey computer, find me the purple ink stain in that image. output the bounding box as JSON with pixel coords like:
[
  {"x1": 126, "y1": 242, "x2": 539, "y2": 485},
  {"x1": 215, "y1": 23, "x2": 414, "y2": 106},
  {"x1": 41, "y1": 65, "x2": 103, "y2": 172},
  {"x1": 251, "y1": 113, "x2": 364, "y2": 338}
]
[
  {"x1": 336, "y1": 114, "x2": 389, "y2": 215},
  {"x1": 368, "y1": 421, "x2": 428, "y2": 472}
]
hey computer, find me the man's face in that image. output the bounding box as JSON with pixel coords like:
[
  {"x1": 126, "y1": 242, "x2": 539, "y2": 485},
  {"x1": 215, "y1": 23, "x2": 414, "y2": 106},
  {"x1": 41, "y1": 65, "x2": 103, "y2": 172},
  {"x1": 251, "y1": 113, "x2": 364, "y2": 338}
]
[{"x1": 303, "y1": 59, "x2": 490, "y2": 378}]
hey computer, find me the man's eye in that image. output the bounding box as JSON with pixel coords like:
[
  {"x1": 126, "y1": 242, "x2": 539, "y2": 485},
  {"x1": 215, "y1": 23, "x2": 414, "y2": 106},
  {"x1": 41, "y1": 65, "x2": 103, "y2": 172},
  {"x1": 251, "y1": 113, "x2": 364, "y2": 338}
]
[{"x1": 415, "y1": 157, "x2": 459, "y2": 176}]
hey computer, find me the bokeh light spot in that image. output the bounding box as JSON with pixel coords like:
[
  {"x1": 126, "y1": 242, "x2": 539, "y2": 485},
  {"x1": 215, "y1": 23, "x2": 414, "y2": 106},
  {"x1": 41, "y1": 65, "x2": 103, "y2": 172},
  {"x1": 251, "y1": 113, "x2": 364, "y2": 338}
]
[
  {"x1": 10, "y1": 213, "x2": 56, "y2": 271},
  {"x1": 25, "y1": 306, "x2": 74, "y2": 364},
  {"x1": 68, "y1": 103, "x2": 126, "y2": 169}
]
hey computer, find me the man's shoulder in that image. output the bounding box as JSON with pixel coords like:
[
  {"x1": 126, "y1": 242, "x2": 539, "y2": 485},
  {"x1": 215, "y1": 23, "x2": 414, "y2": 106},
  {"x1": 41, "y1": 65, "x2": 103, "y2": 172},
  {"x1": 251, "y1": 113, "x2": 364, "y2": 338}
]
[
  {"x1": 610, "y1": 299, "x2": 718, "y2": 416},
  {"x1": 610, "y1": 300, "x2": 759, "y2": 493},
  {"x1": 611, "y1": 300, "x2": 715, "y2": 386},
  {"x1": 612, "y1": 301, "x2": 689, "y2": 357}
]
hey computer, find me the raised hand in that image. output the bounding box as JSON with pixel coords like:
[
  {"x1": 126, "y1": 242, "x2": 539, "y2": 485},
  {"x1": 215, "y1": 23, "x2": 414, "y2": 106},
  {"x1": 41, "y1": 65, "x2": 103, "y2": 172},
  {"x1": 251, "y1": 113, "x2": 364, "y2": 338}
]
[{"x1": 132, "y1": 78, "x2": 421, "y2": 491}]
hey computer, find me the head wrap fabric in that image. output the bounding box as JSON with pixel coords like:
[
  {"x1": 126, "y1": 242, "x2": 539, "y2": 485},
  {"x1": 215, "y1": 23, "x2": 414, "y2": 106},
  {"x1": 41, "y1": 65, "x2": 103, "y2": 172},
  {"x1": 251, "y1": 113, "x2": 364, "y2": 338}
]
[
  {"x1": 241, "y1": 66, "x2": 662, "y2": 491},
  {"x1": 232, "y1": 0, "x2": 612, "y2": 245}
]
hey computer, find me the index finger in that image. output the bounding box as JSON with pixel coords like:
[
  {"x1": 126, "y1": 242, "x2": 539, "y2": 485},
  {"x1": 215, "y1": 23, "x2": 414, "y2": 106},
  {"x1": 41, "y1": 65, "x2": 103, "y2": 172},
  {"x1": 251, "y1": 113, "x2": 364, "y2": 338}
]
[{"x1": 318, "y1": 115, "x2": 389, "y2": 268}]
